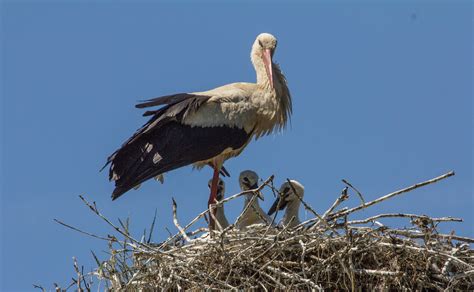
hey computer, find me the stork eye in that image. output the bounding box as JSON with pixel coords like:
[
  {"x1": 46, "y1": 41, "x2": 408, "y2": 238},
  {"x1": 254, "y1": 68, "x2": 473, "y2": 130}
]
[
  {"x1": 283, "y1": 187, "x2": 290, "y2": 194},
  {"x1": 243, "y1": 177, "x2": 249, "y2": 182}
]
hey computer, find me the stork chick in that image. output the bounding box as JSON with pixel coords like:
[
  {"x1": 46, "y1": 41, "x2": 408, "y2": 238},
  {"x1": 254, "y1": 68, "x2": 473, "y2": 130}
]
[
  {"x1": 208, "y1": 178, "x2": 229, "y2": 230},
  {"x1": 236, "y1": 170, "x2": 271, "y2": 229},
  {"x1": 268, "y1": 180, "x2": 305, "y2": 228}
]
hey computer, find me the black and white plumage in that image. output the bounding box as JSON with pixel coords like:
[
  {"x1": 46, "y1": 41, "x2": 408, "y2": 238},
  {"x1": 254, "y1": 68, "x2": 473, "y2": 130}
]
[
  {"x1": 268, "y1": 180, "x2": 305, "y2": 228},
  {"x1": 103, "y1": 33, "x2": 291, "y2": 229}
]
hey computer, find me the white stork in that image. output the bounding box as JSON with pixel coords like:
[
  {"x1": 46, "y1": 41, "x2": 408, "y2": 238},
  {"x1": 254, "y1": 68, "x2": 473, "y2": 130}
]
[
  {"x1": 103, "y1": 33, "x2": 291, "y2": 228},
  {"x1": 268, "y1": 180, "x2": 305, "y2": 228},
  {"x1": 236, "y1": 170, "x2": 271, "y2": 229},
  {"x1": 207, "y1": 178, "x2": 229, "y2": 230}
]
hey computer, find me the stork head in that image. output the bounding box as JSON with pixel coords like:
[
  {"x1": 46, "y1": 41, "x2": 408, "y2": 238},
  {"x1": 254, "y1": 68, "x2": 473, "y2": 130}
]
[
  {"x1": 208, "y1": 178, "x2": 225, "y2": 201},
  {"x1": 252, "y1": 33, "x2": 278, "y2": 89},
  {"x1": 268, "y1": 180, "x2": 305, "y2": 215},
  {"x1": 239, "y1": 170, "x2": 264, "y2": 200}
]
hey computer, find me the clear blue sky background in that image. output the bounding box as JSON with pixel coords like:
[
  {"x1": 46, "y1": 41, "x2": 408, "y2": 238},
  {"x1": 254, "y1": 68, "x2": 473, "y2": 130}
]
[{"x1": 1, "y1": 1, "x2": 472, "y2": 290}]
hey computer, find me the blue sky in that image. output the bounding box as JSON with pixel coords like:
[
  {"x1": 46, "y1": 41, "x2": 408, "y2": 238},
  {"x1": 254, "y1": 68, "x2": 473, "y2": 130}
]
[{"x1": 1, "y1": 1, "x2": 472, "y2": 290}]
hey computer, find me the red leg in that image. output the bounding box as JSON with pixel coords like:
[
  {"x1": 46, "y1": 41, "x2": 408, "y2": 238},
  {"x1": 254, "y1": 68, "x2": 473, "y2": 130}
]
[{"x1": 208, "y1": 166, "x2": 220, "y2": 230}]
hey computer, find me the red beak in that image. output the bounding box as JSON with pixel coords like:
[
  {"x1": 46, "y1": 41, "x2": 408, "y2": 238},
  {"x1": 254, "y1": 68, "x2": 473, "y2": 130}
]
[{"x1": 262, "y1": 49, "x2": 274, "y2": 89}]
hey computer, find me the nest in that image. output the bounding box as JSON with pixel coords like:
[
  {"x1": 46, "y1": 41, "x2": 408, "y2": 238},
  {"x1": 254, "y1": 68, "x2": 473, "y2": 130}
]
[{"x1": 46, "y1": 171, "x2": 474, "y2": 291}]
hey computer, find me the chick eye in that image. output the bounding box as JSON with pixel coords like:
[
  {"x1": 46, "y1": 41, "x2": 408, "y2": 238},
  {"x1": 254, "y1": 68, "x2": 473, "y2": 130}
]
[
  {"x1": 258, "y1": 40, "x2": 263, "y2": 47},
  {"x1": 283, "y1": 187, "x2": 290, "y2": 194},
  {"x1": 243, "y1": 177, "x2": 249, "y2": 182}
]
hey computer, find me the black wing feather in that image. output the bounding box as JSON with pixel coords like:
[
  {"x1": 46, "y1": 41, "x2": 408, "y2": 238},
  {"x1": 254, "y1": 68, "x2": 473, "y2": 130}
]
[
  {"x1": 110, "y1": 122, "x2": 250, "y2": 200},
  {"x1": 104, "y1": 93, "x2": 250, "y2": 200},
  {"x1": 135, "y1": 93, "x2": 194, "y2": 109},
  {"x1": 102, "y1": 94, "x2": 210, "y2": 171}
]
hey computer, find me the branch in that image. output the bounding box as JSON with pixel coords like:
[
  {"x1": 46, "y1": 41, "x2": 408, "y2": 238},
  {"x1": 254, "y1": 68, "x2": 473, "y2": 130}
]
[
  {"x1": 328, "y1": 171, "x2": 455, "y2": 220},
  {"x1": 172, "y1": 198, "x2": 191, "y2": 242}
]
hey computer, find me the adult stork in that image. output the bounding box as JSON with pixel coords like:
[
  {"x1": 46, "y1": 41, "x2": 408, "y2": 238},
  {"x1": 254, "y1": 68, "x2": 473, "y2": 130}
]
[{"x1": 103, "y1": 33, "x2": 291, "y2": 228}]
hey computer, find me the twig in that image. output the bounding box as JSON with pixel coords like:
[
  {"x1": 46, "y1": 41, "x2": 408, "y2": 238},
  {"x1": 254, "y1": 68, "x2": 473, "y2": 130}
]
[
  {"x1": 54, "y1": 219, "x2": 112, "y2": 242},
  {"x1": 353, "y1": 269, "x2": 402, "y2": 276},
  {"x1": 172, "y1": 198, "x2": 191, "y2": 242},
  {"x1": 377, "y1": 242, "x2": 473, "y2": 269},
  {"x1": 342, "y1": 179, "x2": 365, "y2": 204},
  {"x1": 387, "y1": 229, "x2": 474, "y2": 243},
  {"x1": 346, "y1": 213, "x2": 462, "y2": 225},
  {"x1": 329, "y1": 171, "x2": 455, "y2": 220},
  {"x1": 307, "y1": 187, "x2": 349, "y2": 229},
  {"x1": 72, "y1": 257, "x2": 83, "y2": 292},
  {"x1": 78, "y1": 195, "x2": 163, "y2": 255},
  {"x1": 147, "y1": 209, "x2": 158, "y2": 243}
]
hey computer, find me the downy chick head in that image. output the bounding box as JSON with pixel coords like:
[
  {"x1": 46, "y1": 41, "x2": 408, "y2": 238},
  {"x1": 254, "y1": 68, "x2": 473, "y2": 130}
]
[
  {"x1": 239, "y1": 170, "x2": 264, "y2": 200},
  {"x1": 268, "y1": 180, "x2": 304, "y2": 216}
]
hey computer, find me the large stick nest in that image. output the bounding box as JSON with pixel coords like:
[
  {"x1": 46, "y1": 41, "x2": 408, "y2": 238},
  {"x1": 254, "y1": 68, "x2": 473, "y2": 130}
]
[{"x1": 47, "y1": 171, "x2": 473, "y2": 291}]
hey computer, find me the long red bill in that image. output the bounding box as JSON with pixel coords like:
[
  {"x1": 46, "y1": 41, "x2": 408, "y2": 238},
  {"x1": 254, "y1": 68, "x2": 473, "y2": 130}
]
[{"x1": 262, "y1": 48, "x2": 274, "y2": 89}]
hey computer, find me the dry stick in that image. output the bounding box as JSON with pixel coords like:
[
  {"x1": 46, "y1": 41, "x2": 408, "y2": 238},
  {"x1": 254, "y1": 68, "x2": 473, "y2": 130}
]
[
  {"x1": 72, "y1": 257, "x2": 83, "y2": 292},
  {"x1": 251, "y1": 221, "x2": 294, "y2": 263},
  {"x1": 387, "y1": 229, "x2": 474, "y2": 244},
  {"x1": 146, "y1": 209, "x2": 158, "y2": 243},
  {"x1": 342, "y1": 179, "x2": 366, "y2": 204},
  {"x1": 299, "y1": 239, "x2": 307, "y2": 278},
  {"x1": 306, "y1": 187, "x2": 349, "y2": 230},
  {"x1": 266, "y1": 265, "x2": 322, "y2": 289},
  {"x1": 258, "y1": 270, "x2": 286, "y2": 289},
  {"x1": 377, "y1": 242, "x2": 473, "y2": 269},
  {"x1": 352, "y1": 269, "x2": 402, "y2": 276},
  {"x1": 126, "y1": 258, "x2": 154, "y2": 288},
  {"x1": 78, "y1": 195, "x2": 161, "y2": 254},
  {"x1": 171, "y1": 198, "x2": 191, "y2": 242},
  {"x1": 233, "y1": 208, "x2": 286, "y2": 276},
  {"x1": 54, "y1": 219, "x2": 113, "y2": 242},
  {"x1": 328, "y1": 171, "x2": 455, "y2": 220},
  {"x1": 209, "y1": 205, "x2": 224, "y2": 233},
  {"x1": 347, "y1": 213, "x2": 463, "y2": 225},
  {"x1": 299, "y1": 207, "x2": 350, "y2": 229}
]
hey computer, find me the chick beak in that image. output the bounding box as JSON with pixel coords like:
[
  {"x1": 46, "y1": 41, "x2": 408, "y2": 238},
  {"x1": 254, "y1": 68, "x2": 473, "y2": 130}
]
[{"x1": 267, "y1": 196, "x2": 288, "y2": 216}]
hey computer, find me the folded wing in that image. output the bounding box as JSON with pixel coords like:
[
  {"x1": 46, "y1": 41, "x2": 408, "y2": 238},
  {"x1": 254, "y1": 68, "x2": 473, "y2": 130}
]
[{"x1": 104, "y1": 93, "x2": 251, "y2": 200}]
